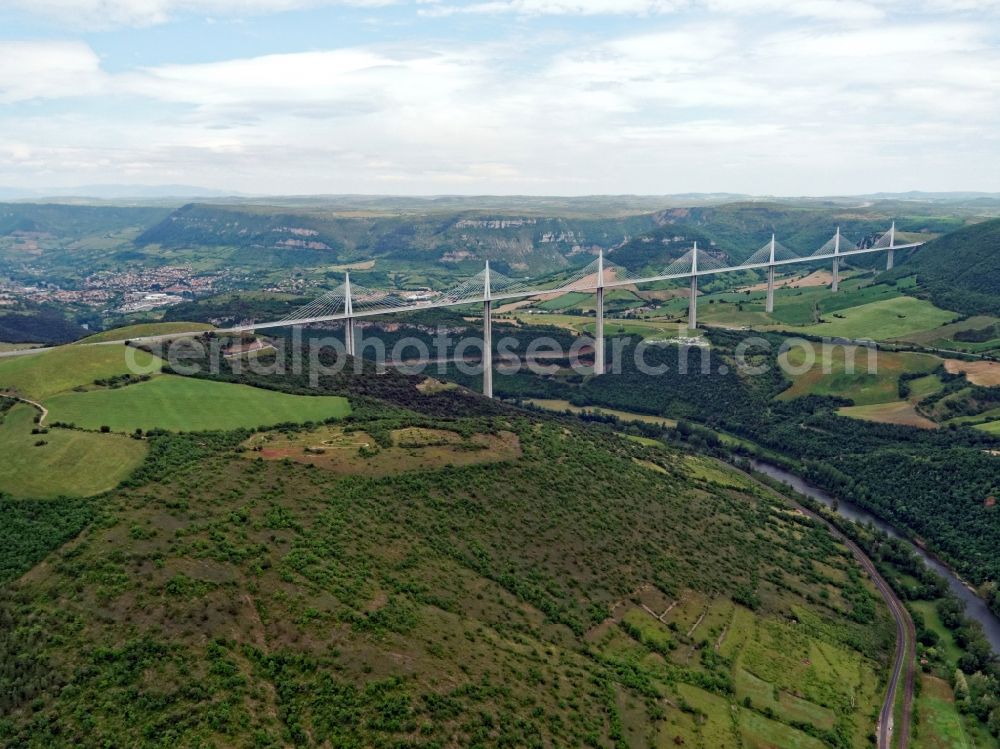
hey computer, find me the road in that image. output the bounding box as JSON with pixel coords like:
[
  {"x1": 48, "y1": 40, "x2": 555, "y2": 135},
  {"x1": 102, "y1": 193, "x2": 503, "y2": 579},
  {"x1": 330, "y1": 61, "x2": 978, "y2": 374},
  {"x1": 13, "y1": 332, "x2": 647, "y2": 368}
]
[{"x1": 729, "y1": 461, "x2": 915, "y2": 749}]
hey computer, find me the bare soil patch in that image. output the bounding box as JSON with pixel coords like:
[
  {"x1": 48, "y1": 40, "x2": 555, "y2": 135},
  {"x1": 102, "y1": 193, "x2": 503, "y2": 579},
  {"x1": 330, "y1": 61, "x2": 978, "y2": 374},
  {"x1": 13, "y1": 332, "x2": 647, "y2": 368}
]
[
  {"x1": 838, "y1": 401, "x2": 938, "y2": 429},
  {"x1": 243, "y1": 426, "x2": 521, "y2": 476},
  {"x1": 741, "y1": 269, "x2": 834, "y2": 293},
  {"x1": 944, "y1": 359, "x2": 1000, "y2": 387}
]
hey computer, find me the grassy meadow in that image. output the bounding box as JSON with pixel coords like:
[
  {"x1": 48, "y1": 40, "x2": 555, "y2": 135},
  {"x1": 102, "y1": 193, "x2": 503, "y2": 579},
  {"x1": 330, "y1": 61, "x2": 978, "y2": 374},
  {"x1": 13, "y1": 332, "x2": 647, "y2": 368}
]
[
  {"x1": 0, "y1": 344, "x2": 162, "y2": 400},
  {"x1": 45, "y1": 375, "x2": 351, "y2": 433},
  {"x1": 524, "y1": 397, "x2": 679, "y2": 427},
  {"x1": 799, "y1": 296, "x2": 959, "y2": 340},
  {"x1": 523, "y1": 271, "x2": 959, "y2": 346},
  {"x1": 79, "y1": 321, "x2": 214, "y2": 344},
  {"x1": 0, "y1": 341, "x2": 351, "y2": 498},
  {"x1": 0, "y1": 403, "x2": 148, "y2": 498},
  {"x1": 778, "y1": 346, "x2": 939, "y2": 406}
]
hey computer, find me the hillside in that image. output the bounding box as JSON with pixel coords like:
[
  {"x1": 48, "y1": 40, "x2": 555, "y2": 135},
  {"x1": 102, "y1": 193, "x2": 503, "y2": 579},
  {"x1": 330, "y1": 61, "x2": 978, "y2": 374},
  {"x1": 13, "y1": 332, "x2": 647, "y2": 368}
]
[
  {"x1": 0, "y1": 203, "x2": 170, "y2": 239},
  {"x1": 135, "y1": 203, "x2": 662, "y2": 277},
  {"x1": 899, "y1": 218, "x2": 1000, "y2": 316},
  {"x1": 0, "y1": 341, "x2": 903, "y2": 747},
  {"x1": 609, "y1": 202, "x2": 968, "y2": 270},
  {"x1": 0, "y1": 305, "x2": 90, "y2": 345}
]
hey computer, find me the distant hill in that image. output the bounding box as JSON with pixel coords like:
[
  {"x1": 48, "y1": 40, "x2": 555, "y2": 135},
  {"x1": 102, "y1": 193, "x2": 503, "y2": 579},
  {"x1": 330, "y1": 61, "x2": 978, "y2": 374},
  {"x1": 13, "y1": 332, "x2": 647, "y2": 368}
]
[
  {"x1": 0, "y1": 185, "x2": 234, "y2": 201},
  {"x1": 901, "y1": 218, "x2": 1000, "y2": 316},
  {"x1": 0, "y1": 203, "x2": 170, "y2": 238},
  {"x1": 609, "y1": 202, "x2": 968, "y2": 270},
  {"x1": 135, "y1": 202, "x2": 664, "y2": 277}
]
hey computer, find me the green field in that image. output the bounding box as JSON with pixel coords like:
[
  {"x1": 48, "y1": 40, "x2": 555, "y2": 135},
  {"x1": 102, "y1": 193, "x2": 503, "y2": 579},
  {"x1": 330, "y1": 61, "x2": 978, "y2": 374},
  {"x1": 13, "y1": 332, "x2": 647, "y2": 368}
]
[
  {"x1": 778, "y1": 347, "x2": 940, "y2": 407},
  {"x1": 914, "y1": 675, "x2": 971, "y2": 749},
  {"x1": 512, "y1": 311, "x2": 687, "y2": 340},
  {"x1": 799, "y1": 296, "x2": 959, "y2": 340},
  {"x1": 45, "y1": 375, "x2": 351, "y2": 432},
  {"x1": 644, "y1": 276, "x2": 960, "y2": 345},
  {"x1": 975, "y1": 420, "x2": 1000, "y2": 435},
  {"x1": 838, "y1": 401, "x2": 938, "y2": 429},
  {"x1": 79, "y1": 322, "x2": 214, "y2": 344},
  {"x1": 597, "y1": 584, "x2": 887, "y2": 749},
  {"x1": 535, "y1": 288, "x2": 645, "y2": 312},
  {"x1": 0, "y1": 345, "x2": 162, "y2": 400},
  {"x1": 681, "y1": 275, "x2": 898, "y2": 328},
  {"x1": 0, "y1": 403, "x2": 147, "y2": 498},
  {"x1": 524, "y1": 398, "x2": 678, "y2": 427}
]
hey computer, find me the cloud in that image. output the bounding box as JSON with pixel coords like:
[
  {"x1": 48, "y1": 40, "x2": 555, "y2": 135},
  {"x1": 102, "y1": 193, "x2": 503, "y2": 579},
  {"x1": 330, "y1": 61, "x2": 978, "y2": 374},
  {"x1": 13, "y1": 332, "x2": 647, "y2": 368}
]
[
  {"x1": 1, "y1": 6, "x2": 999, "y2": 193},
  {"x1": 1, "y1": 0, "x2": 396, "y2": 29},
  {"x1": 120, "y1": 47, "x2": 481, "y2": 110},
  {"x1": 422, "y1": 0, "x2": 885, "y2": 20},
  {"x1": 0, "y1": 41, "x2": 105, "y2": 103},
  {"x1": 421, "y1": 0, "x2": 685, "y2": 16}
]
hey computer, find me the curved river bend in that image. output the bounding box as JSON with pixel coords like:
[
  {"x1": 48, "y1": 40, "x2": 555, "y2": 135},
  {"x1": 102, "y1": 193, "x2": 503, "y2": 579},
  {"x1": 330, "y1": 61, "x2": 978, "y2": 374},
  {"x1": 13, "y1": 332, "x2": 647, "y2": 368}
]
[{"x1": 750, "y1": 459, "x2": 1000, "y2": 655}]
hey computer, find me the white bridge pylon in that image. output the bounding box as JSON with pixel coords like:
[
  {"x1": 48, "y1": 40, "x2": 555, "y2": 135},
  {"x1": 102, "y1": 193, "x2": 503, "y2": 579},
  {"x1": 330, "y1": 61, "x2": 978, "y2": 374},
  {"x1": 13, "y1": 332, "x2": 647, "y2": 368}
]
[{"x1": 259, "y1": 223, "x2": 919, "y2": 397}]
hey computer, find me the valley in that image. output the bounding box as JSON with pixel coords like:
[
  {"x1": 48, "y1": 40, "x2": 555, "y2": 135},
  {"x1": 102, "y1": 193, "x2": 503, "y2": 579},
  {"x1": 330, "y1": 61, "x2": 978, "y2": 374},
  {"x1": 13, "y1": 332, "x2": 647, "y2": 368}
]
[{"x1": 2, "y1": 196, "x2": 1000, "y2": 748}]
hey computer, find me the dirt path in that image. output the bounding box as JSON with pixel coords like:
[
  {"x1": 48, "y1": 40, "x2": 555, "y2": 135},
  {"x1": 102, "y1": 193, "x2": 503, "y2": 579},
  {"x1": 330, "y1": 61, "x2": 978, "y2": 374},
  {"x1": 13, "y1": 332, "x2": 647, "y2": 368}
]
[
  {"x1": 724, "y1": 460, "x2": 914, "y2": 749},
  {"x1": 8, "y1": 395, "x2": 48, "y2": 426}
]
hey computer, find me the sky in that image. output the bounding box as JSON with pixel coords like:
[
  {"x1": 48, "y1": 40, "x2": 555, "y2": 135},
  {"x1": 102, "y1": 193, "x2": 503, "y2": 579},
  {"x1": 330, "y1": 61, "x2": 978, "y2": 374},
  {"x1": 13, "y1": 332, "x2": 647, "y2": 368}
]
[{"x1": 0, "y1": 0, "x2": 998, "y2": 196}]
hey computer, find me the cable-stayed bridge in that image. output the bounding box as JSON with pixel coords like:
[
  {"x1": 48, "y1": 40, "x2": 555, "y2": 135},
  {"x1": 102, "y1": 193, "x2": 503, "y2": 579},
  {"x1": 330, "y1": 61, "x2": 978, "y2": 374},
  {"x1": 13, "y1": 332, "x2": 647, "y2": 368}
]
[{"x1": 217, "y1": 223, "x2": 920, "y2": 397}]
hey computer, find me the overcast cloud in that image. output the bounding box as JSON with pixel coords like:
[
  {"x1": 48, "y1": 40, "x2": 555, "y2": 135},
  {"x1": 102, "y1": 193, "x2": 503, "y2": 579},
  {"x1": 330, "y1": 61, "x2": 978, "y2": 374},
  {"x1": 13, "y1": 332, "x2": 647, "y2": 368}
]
[{"x1": 0, "y1": 0, "x2": 997, "y2": 194}]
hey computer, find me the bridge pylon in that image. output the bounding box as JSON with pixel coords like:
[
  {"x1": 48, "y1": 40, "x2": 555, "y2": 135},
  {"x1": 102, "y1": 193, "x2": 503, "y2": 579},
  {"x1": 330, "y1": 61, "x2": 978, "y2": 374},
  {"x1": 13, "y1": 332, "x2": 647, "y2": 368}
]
[
  {"x1": 765, "y1": 234, "x2": 776, "y2": 314},
  {"x1": 886, "y1": 221, "x2": 896, "y2": 271},
  {"x1": 344, "y1": 272, "x2": 356, "y2": 357},
  {"x1": 595, "y1": 251, "x2": 605, "y2": 375},
  {"x1": 688, "y1": 242, "x2": 699, "y2": 330},
  {"x1": 483, "y1": 261, "x2": 493, "y2": 399},
  {"x1": 832, "y1": 227, "x2": 841, "y2": 293}
]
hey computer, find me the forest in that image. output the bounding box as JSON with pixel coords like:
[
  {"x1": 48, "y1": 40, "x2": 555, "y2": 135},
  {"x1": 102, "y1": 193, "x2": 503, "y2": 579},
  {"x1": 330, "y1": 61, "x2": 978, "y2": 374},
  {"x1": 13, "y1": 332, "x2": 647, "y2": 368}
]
[
  {"x1": 0, "y1": 375, "x2": 901, "y2": 746},
  {"x1": 897, "y1": 218, "x2": 1000, "y2": 316},
  {"x1": 429, "y1": 329, "x2": 1000, "y2": 619}
]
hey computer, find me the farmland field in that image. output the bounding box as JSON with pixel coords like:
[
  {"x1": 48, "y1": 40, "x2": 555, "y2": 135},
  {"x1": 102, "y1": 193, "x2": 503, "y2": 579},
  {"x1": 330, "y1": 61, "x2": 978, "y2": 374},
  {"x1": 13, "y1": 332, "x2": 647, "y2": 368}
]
[
  {"x1": 798, "y1": 296, "x2": 959, "y2": 340},
  {"x1": 524, "y1": 397, "x2": 679, "y2": 426},
  {"x1": 778, "y1": 346, "x2": 940, "y2": 406},
  {"x1": 0, "y1": 344, "x2": 162, "y2": 399},
  {"x1": 243, "y1": 424, "x2": 521, "y2": 476},
  {"x1": 535, "y1": 288, "x2": 645, "y2": 312},
  {"x1": 838, "y1": 401, "x2": 938, "y2": 429},
  {"x1": 0, "y1": 403, "x2": 147, "y2": 498},
  {"x1": 944, "y1": 359, "x2": 1000, "y2": 387},
  {"x1": 593, "y1": 583, "x2": 887, "y2": 749},
  {"x1": 512, "y1": 311, "x2": 686, "y2": 339},
  {"x1": 913, "y1": 675, "x2": 971, "y2": 749},
  {"x1": 976, "y1": 420, "x2": 1000, "y2": 435},
  {"x1": 79, "y1": 321, "x2": 214, "y2": 343},
  {"x1": 45, "y1": 375, "x2": 351, "y2": 432},
  {"x1": 898, "y1": 315, "x2": 1000, "y2": 354}
]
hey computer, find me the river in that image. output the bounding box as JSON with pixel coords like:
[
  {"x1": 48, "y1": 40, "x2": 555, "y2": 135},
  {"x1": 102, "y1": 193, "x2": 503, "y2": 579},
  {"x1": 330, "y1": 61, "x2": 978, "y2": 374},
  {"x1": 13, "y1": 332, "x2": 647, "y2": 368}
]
[{"x1": 750, "y1": 459, "x2": 1000, "y2": 655}]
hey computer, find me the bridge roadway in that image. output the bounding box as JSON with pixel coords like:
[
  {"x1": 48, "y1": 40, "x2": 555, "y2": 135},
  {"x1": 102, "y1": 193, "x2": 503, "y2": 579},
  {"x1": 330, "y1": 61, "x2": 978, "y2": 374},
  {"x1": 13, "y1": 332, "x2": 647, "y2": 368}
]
[
  {"x1": 221, "y1": 241, "x2": 922, "y2": 333},
  {"x1": 0, "y1": 240, "x2": 922, "y2": 374}
]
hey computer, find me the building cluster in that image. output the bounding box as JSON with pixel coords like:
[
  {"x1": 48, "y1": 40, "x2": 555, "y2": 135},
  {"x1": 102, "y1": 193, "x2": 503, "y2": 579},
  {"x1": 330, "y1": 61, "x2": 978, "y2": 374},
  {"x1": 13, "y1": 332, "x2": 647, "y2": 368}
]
[
  {"x1": 263, "y1": 277, "x2": 318, "y2": 294},
  {"x1": 1, "y1": 265, "x2": 223, "y2": 312},
  {"x1": 85, "y1": 266, "x2": 218, "y2": 295}
]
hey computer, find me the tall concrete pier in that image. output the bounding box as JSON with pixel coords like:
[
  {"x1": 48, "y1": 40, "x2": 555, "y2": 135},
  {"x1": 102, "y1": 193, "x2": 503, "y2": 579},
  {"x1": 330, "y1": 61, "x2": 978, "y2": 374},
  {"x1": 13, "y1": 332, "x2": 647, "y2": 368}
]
[
  {"x1": 832, "y1": 227, "x2": 841, "y2": 293},
  {"x1": 688, "y1": 242, "x2": 699, "y2": 331},
  {"x1": 886, "y1": 221, "x2": 896, "y2": 271},
  {"x1": 594, "y1": 250, "x2": 605, "y2": 375},
  {"x1": 765, "y1": 234, "x2": 777, "y2": 313},
  {"x1": 344, "y1": 271, "x2": 356, "y2": 356},
  {"x1": 483, "y1": 261, "x2": 493, "y2": 398}
]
